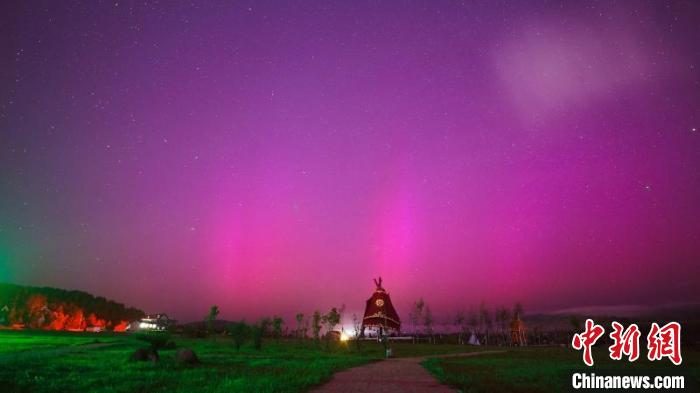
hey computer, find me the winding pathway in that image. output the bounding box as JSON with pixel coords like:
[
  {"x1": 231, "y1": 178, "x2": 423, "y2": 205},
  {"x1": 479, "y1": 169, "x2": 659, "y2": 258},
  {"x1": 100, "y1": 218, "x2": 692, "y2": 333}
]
[{"x1": 311, "y1": 350, "x2": 505, "y2": 393}]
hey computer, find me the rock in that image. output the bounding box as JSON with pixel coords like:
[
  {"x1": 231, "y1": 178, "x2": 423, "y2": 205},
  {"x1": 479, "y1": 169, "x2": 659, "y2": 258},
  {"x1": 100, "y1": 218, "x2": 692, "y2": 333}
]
[
  {"x1": 129, "y1": 348, "x2": 149, "y2": 362},
  {"x1": 129, "y1": 348, "x2": 159, "y2": 363},
  {"x1": 175, "y1": 348, "x2": 199, "y2": 365},
  {"x1": 148, "y1": 350, "x2": 159, "y2": 364}
]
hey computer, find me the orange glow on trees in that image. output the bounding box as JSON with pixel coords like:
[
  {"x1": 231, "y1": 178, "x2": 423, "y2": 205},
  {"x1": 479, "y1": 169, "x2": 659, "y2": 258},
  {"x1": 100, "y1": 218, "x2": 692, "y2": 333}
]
[
  {"x1": 0, "y1": 283, "x2": 144, "y2": 331},
  {"x1": 87, "y1": 313, "x2": 106, "y2": 328},
  {"x1": 65, "y1": 308, "x2": 86, "y2": 331},
  {"x1": 47, "y1": 305, "x2": 69, "y2": 330},
  {"x1": 26, "y1": 294, "x2": 48, "y2": 328},
  {"x1": 113, "y1": 320, "x2": 129, "y2": 332}
]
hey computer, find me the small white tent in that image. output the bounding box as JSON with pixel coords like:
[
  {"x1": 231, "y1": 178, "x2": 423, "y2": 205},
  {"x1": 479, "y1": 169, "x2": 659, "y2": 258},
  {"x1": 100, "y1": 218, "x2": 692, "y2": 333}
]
[{"x1": 468, "y1": 331, "x2": 481, "y2": 345}]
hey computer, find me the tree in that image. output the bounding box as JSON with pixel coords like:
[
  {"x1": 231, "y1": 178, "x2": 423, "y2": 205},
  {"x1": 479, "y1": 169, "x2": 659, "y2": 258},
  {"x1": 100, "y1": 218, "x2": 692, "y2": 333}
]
[
  {"x1": 493, "y1": 308, "x2": 502, "y2": 345},
  {"x1": 531, "y1": 325, "x2": 542, "y2": 345},
  {"x1": 295, "y1": 313, "x2": 304, "y2": 338},
  {"x1": 409, "y1": 298, "x2": 425, "y2": 343},
  {"x1": 228, "y1": 321, "x2": 250, "y2": 352},
  {"x1": 424, "y1": 305, "x2": 434, "y2": 344},
  {"x1": 65, "y1": 306, "x2": 85, "y2": 331},
  {"x1": 513, "y1": 302, "x2": 524, "y2": 318},
  {"x1": 0, "y1": 283, "x2": 145, "y2": 329},
  {"x1": 26, "y1": 294, "x2": 48, "y2": 328},
  {"x1": 479, "y1": 302, "x2": 491, "y2": 346},
  {"x1": 251, "y1": 318, "x2": 270, "y2": 350},
  {"x1": 272, "y1": 315, "x2": 284, "y2": 341},
  {"x1": 312, "y1": 311, "x2": 322, "y2": 342},
  {"x1": 205, "y1": 305, "x2": 219, "y2": 333},
  {"x1": 496, "y1": 307, "x2": 511, "y2": 346},
  {"x1": 302, "y1": 315, "x2": 310, "y2": 339},
  {"x1": 467, "y1": 307, "x2": 478, "y2": 337},
  {"x1": 337, "y1": 304, "x2": 346, "y2": 334},
  {"x1": 321, "y1": 308, "x2": 341, "y2": 348},
  {"x1": 9, "y1": 305, "x2": 24, "y2": 326},
  {"x1": 0, "y1": 305, "x2": 8, "y2": 326},
  {"x1": 351, "y1": 313, "x2": 362, "y2": 351},
  {"x1": 454, "y1": 310, "x2": 466, "y2": 344}
]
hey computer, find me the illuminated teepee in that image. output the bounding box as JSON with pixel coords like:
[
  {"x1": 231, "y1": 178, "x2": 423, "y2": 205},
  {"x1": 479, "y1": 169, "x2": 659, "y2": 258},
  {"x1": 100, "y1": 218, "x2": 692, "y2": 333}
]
[
  {"x1": 510, "y1": 314, "x2": 527, "y2": 346},
  {"x1": 361, "y1": 277, "x2": 400, "y2": 336}
]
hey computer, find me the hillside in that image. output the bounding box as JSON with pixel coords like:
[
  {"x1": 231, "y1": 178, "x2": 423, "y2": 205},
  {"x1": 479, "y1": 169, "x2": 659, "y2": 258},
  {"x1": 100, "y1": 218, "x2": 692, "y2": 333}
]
[{"x1": 0, "y1": 282, "x2": 144, "y2": 331}]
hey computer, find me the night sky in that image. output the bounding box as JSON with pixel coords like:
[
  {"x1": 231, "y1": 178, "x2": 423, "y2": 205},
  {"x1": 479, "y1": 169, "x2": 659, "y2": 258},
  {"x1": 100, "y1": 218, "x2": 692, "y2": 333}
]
[{"x1": 2, "y1": 1, "x2": 699, "y2": 323}]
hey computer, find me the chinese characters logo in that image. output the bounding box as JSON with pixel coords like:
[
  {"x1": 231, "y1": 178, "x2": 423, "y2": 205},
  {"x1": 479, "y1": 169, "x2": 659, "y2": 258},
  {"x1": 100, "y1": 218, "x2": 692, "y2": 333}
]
[{"x1": 572, "y1": 319, "x2": 681, "y2": 366}]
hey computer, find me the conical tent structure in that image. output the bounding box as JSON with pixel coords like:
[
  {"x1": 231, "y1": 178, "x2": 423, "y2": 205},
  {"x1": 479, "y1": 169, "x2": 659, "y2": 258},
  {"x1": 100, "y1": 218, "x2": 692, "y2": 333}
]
[
  {"x1": 468, "y1": 331, "x2": 481, "y2": 345},
  {"x1": 361, "y1": 277, "x2": 400, "y2": 334},
  {"x1": 510, "y1": 314, "x2": 526, "y2": 346}
]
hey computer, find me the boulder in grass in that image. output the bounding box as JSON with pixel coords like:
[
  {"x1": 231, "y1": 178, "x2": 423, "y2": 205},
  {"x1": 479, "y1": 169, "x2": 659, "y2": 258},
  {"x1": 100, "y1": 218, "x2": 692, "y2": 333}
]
[
  {"x1": 129, "y1": 348, "x2": 159, "y2": 363},
  {"x1": 129, "y1": 348, "x2": 149, "y2": 362},
  {"x1": 148, "y1": 350, "x2": 159, "y2": 364},
  {"x1": 175, "y1": 348, "x2": 199, "y2": 365}
]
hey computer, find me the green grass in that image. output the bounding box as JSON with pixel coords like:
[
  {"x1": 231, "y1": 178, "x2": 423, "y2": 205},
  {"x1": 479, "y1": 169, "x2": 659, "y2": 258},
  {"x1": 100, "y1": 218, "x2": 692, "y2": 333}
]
[
  {"x1": 0, "y1": 330, "x2": 116, "y2": 355},
  {"x1": 0, "y1": 331, "x2": 474, "y2": 393},
  {"x1": 422, "y1": 346, "x2": 700, "y2": 393},
  {"x1": 8, "y1": 331, "x2": 698, "y2": 392}
]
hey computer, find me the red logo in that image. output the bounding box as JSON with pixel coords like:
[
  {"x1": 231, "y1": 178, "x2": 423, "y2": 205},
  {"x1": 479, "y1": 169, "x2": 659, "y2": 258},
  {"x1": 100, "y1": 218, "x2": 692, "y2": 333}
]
[
  {"x1": 572, "y1": 320, "x2": 682, "y2": 366},
  {"x1": 609, "y1": 321, "x2": 640, "y2": 362},
  {"x1": 647, "y1": 322, "x2": 682, "y2": 365},
  {"x1": 572, "y1": 319, "x2": 605, "y2": 366}
]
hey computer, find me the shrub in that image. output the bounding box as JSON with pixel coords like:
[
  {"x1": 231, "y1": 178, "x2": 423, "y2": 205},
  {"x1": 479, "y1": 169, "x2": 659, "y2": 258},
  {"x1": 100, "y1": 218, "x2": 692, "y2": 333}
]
[
  {"x1": 228, "y1": 321, "x2": 250, "y2": 351},
  {"x1": 251, "y1": 318, "x2": 270, "y2": 350}
]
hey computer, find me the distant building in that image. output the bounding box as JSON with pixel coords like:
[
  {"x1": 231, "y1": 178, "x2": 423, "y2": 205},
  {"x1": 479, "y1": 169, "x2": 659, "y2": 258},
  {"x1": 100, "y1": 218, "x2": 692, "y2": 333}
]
[{"x1": 136, "y1": 314, "x2": 174, "y2": 331}]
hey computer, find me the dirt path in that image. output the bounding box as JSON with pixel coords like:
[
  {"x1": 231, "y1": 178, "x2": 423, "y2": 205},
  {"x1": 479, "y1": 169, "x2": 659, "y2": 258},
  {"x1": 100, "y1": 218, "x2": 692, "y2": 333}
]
[{"x1": 311, "y1": 350, "x2": 506, "y2": 393}]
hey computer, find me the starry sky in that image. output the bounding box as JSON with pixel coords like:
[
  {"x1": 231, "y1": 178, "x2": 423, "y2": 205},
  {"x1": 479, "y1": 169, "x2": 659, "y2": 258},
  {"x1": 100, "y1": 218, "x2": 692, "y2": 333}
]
[{"x1": 1, "y1": 1, "x2": 699, "y2": 323}]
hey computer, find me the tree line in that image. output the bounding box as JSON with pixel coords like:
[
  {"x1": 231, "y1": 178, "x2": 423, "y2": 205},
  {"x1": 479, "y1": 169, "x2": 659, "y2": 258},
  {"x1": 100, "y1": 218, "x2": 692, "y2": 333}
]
[
  {"x1": 0, "y1": 283, "x2": 144, "y2": 331},
  {"x1": 197, "y1": 300, "x2": 530, "y2": 348},
  {"x1": 197, "y1": 304, "x2": 345, "y2": 351},
  {"x1": 408, "y1": 298, "x2": 526, "y2": 346}
]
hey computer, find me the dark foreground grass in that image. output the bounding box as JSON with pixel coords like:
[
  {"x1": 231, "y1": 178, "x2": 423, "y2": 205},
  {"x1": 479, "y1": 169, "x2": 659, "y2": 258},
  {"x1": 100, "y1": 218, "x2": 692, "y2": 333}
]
[
  {"x1": 423, "y1": 346, "x2": 700, "y2": 393},
  {"x1": 0, "y1": 330, "x2": 474, "y2": 393}
]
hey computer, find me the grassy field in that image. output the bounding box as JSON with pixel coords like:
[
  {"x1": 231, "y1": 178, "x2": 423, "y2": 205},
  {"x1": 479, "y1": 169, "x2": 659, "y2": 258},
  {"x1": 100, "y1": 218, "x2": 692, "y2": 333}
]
[
  {"x1": 0, "y1": 330, "x2": 474, "y2": 393},
  {"x1": 0, "y1": 331, "x2": 117, "y2": 355},
  {"x1": 423, "y1": 346, "x2": 700, "y2": 392},
  {"x1": 12, "y1": 330, "x2": 698, "y2": 393}
]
